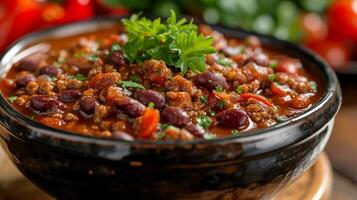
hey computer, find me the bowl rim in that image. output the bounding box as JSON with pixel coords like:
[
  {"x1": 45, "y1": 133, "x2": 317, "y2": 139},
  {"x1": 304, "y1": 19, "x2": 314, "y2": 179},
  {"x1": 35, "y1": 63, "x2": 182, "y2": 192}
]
[{"x1": 0, "y1": 16, "x2": 341, "y2": 146}]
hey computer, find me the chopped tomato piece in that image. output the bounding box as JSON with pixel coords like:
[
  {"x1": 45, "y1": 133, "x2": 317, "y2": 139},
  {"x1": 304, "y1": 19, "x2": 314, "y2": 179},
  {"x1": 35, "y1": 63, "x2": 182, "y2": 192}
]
[
  {"x1": 271, "y1": 82, "x2": 288, "y2": 97},
  {"x1": 137, "y1": 108, "x2": 160, "y2": 139},
  {"x1": 240, "y1": 93, "x2": 273, "y2": 107},
  {"x1": 39, "y1": 117, "x2": 64, "y2": 128},
  {"x1": 276, "y1": 58, "x2": 301, "y2": 75}
]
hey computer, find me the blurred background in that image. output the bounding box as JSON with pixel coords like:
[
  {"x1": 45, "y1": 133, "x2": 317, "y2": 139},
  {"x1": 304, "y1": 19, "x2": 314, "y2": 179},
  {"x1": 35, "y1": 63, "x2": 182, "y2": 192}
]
[{"x1": 0, "y1": 0, "x2": 357, "y2": 199}]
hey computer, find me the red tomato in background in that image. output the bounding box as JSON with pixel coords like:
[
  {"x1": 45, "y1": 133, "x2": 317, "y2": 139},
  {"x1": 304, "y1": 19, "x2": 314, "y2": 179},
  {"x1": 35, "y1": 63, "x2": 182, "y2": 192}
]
[
  {"x1": 0, "y1": 0, "x2": 96, "y2": 52},
  {"x1": 307, "y1": 38, "x2": 352, "y2": 68},
  {"x1": 328, "y1": 0, "x2": 357, "y2": 42},
  {"x1": 300, "y1": 13, "x2": 328, "y2": 44}
]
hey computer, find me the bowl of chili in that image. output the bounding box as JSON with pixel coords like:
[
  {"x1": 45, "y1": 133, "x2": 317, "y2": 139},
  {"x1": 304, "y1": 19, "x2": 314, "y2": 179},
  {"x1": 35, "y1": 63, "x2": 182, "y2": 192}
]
[{"x1": 0, "y1": 13, "x2": 341, "y2": 200}]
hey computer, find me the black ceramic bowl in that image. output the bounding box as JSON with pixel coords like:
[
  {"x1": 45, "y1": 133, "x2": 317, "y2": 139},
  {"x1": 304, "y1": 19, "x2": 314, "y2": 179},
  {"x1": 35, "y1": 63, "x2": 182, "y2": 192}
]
[{"x1": 0, "y1": 17, "x2": 341, "y2": 200}]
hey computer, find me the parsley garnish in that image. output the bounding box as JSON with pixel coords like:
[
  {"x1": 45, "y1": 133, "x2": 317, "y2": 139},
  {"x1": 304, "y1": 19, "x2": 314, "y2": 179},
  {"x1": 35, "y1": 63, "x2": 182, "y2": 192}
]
[
  {"x1": 200, "y1": 95, "x2": 208, "y2": 104},
  {"x1": 74, "y1": 51, "x2": 85, "y2": 58},
  {"x1": 214, "y1": 85, "x2": 224, "y2": 92},
  {"x1": 88, "y1": 55, "x2": 99, "y2": 62},
  {"x1": 122, "y1": 10, "x2": 216, "y2": 74},
  {"x1": 269, "y1": 60, "x2": 278, "y2": 68},
  {"x1": 119, "y1": 80, "x2": 145, "y2": 89},
  {"x1": 267, "y1": 74, "x2": 276, "y2": 82},
  {"x1": 8, "y1": 96, "x2": 17, "y2": 103},
  {"x1": 235, "y1": 85, "x2": 243, "y2": 94},
  {"x1": 203, "y1": 133, "x2": 216, "y2": 140},
  {"x1": 209, "y1": 110, "x2": 216, "y2": 116},
  {"x1": 231, "y1": 129, "x2": 240, "y2": 136},
  {"x1": 197, "y1": 115, "x2": 212, "y2": 129},
  {"x1": 216, "y1": 57, "x2": 233, "y2": 67},
  {"x1": 160, "y1": 123, "x2": 170, "y2": 131},
  {"x1": 111, "y1": 43, "x2": 121, "y2": 51},
  {"x1": 277, "y1": 116, "x2": 288, "y2": 123},
  {"x1": 309, "y1": 81, "x2": 317, "y2": 91},
  {"x1": 69, "y1": 74, "x2": 87, "y2": 81},
  {"x1": 217, "y1": 100, "x2": 226, "y2": 109},
  {"x1": 148, "y1": 102, "x2": 155, "y2": 108}
]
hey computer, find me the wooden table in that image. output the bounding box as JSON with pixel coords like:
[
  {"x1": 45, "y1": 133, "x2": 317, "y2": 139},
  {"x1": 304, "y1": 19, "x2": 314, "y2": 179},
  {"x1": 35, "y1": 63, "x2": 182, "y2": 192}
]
[
  {"x1": 325, "y1": 76, "x2": 357, "y2": 182},
  {"x1": 0, "y1": 149, "x2": 336, "y2": 200}
]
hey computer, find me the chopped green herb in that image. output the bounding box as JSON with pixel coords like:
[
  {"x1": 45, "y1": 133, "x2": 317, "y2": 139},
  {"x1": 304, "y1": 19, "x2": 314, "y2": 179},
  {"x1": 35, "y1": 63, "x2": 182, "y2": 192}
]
[
  {"x1": 309, "y1": 81, "x2": 317, "y2": 91},
  {"x1": 155, "y1": 132, "x2": 166, "y2": 140},
  {"x1": 50, "y1": 76, "x2": 57, "y2": 82},
  {"x1": 235, "y1": 85, "x2": 244, "y2": 94},
  {"x1": 200, "y1": 95, "x2": 208, "y2": 104},
  {"x1": 111, "y1": 43, "x2": 122, "y2": 51},
  {"x1": 160, "y1": 123, "x2": 170, "y2": 131},
  {"x1": 148, "y1": 102, "x2": 155, "y2": 108},
  {"x1": 231, "y1": 129, "x2": 240, "y2": 136},
  {"x1": 214, "y1": 85, "x2": 225, "y2": 92},
  {"x1": 203, "y1": 133, "x2": 216, "y2": 140},
  {"x1": 217, "y1": 100, "x2": 226, "y2": 109},
  {"x1": 8, "y1": 96, "x2": 17, "y2": 103},
  {"x1": 119, "y1": 80, "x2": 145, "y2": 89},
  {"x1": 267, "y1": 74, "x2": 277, "y2": 82},
  {"x1": 277, "y1": 116, "x2": 288, "y2": 123},
  {"x1": 130, "y1": 75, "x2": 140, "y2": 82},
  {"x1": 197, "y1": 115, "x2": 212, "y2": 129},
  {"x1": 69, "y1": 74, "x2": 87, "y2": 81},
  {"x1": 209, "y1": 110, "x2": 216, "y2": 116},
  {"x1": 216, "y1": 57, "x2": 233, "y2": 67},
  {"x1": 122, "y1": 10, "x2": 216, "y2": 74},
  {"x1": 53, "y1": 62, "x2": 61, "y2": 68},
  {"x1": 74, "y1": 51, "x2": 85, "y2": 58},
  {"x1": 269, "y1": 60, "x2": 278, "y2": 68},
  {"x1": 88, "y1": 55, "x2": 99, "y2": 62}
]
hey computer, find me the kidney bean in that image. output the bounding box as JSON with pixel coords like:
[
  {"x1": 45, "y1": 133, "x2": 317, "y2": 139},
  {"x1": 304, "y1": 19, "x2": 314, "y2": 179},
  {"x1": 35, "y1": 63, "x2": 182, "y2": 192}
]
[
  {"x1": 216, "y1": 109, "x2": 248, "y2": 129},
  {"x1": 40, "y1": 65, "x2": 62, "y2": 77},
  {"x1": 195, "y1": 72, "x2": 229, "y2": 90},
  {"x1": 112, "y1": 130, "x2": 134, "y2": 140},
  {"x1": 132, "y1": 90, "x2": 166, "y2": 109},
  {"x1": 114, "y1": 97, "x2": 145, "y2": 118},
  {"x1": 15, "y1": 74, "x2": 36, "y2": 88},
  {"x1": 161, "y1": 107, "x2": 190, "y2": 127},
  {"x1": 59, "y1": 90, "x2": 81, "y2": 102},
  {"x1": 17, "y1": 59, "x2": 37, "y2": 72},
  {"x1": 29, "y1": 95, "x2": 65, "y2": 114},
  {"x1": 184, "y1": 123, "x2": 205, "y2": 138},
  {"x1": 79, "y1": 96, "x2": 98, "y2": 117},
  {"x1": 107, "y1": 51, "x2": 126, "y2": 67}
]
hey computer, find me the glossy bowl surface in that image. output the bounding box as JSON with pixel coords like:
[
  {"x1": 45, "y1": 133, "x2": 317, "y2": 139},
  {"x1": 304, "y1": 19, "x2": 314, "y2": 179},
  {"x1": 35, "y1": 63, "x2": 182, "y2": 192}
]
[{"x1": 0, "y1": 17, "x2": 341, "y2": 200}]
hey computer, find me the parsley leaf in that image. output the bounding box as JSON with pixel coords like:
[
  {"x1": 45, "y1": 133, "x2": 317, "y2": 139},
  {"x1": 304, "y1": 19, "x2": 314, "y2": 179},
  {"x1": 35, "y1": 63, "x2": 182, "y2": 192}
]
[
  {"x1": 111, "y1": 43, "x2": 122, "y2": 51},
  {"x1": 8, "y1": 96, "x2": 17, "y2": 103},
  {"x1": 217, "y1": 100, "x2": 226, "y2": 109},
  {"x1": 214, "y1": 85, "x2": 224, "y2": 92},
  {"x1": 309, "y1": 81, "x2": 317, "y2": 91},
  {"x1": 69, "y1": 74, "x2": 87, "y2": 81},
  {"x1": 200, "y1": 95, "x2": 208, "y2": 104},
  {"x1": 88, "y1": 55, "x2": 99, "y2": 62},
  {"x1": 267, "y1": 74, "x2": 276, "y2": 82},
  {"x1": 203, "y1": 133, "x2": 216, "y2": 140},
  {"x1": 231, "y1": 129, "x2": 240, "y2": 136},
  {"x1": 197, "y1": 115, "x2": 212, "y2": 129},
  {"x1": 269, "y1": 60, "x2": 278, "y2": 68},
  {"x1": 148, "y1": 102, "x2": 155, "y2": 108},
  {"x1": 216, "y1": 57, "x2": 233, "y2": 67},
  {"x1": 119, "y1": 80, "x2": 145, "y2": 89},
  {"x1": 235, "y1": 85, "x2": 244, "y2": 94},
  {"x1": 122, "y1": 10, "x2": 216, "y2": 74}
]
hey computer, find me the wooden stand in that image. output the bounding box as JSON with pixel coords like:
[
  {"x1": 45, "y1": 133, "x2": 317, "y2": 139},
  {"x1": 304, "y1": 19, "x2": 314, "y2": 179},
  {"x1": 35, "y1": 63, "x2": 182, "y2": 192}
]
[{"x1": 0, "y1": 150, "x2": 332, "y2": 200}]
